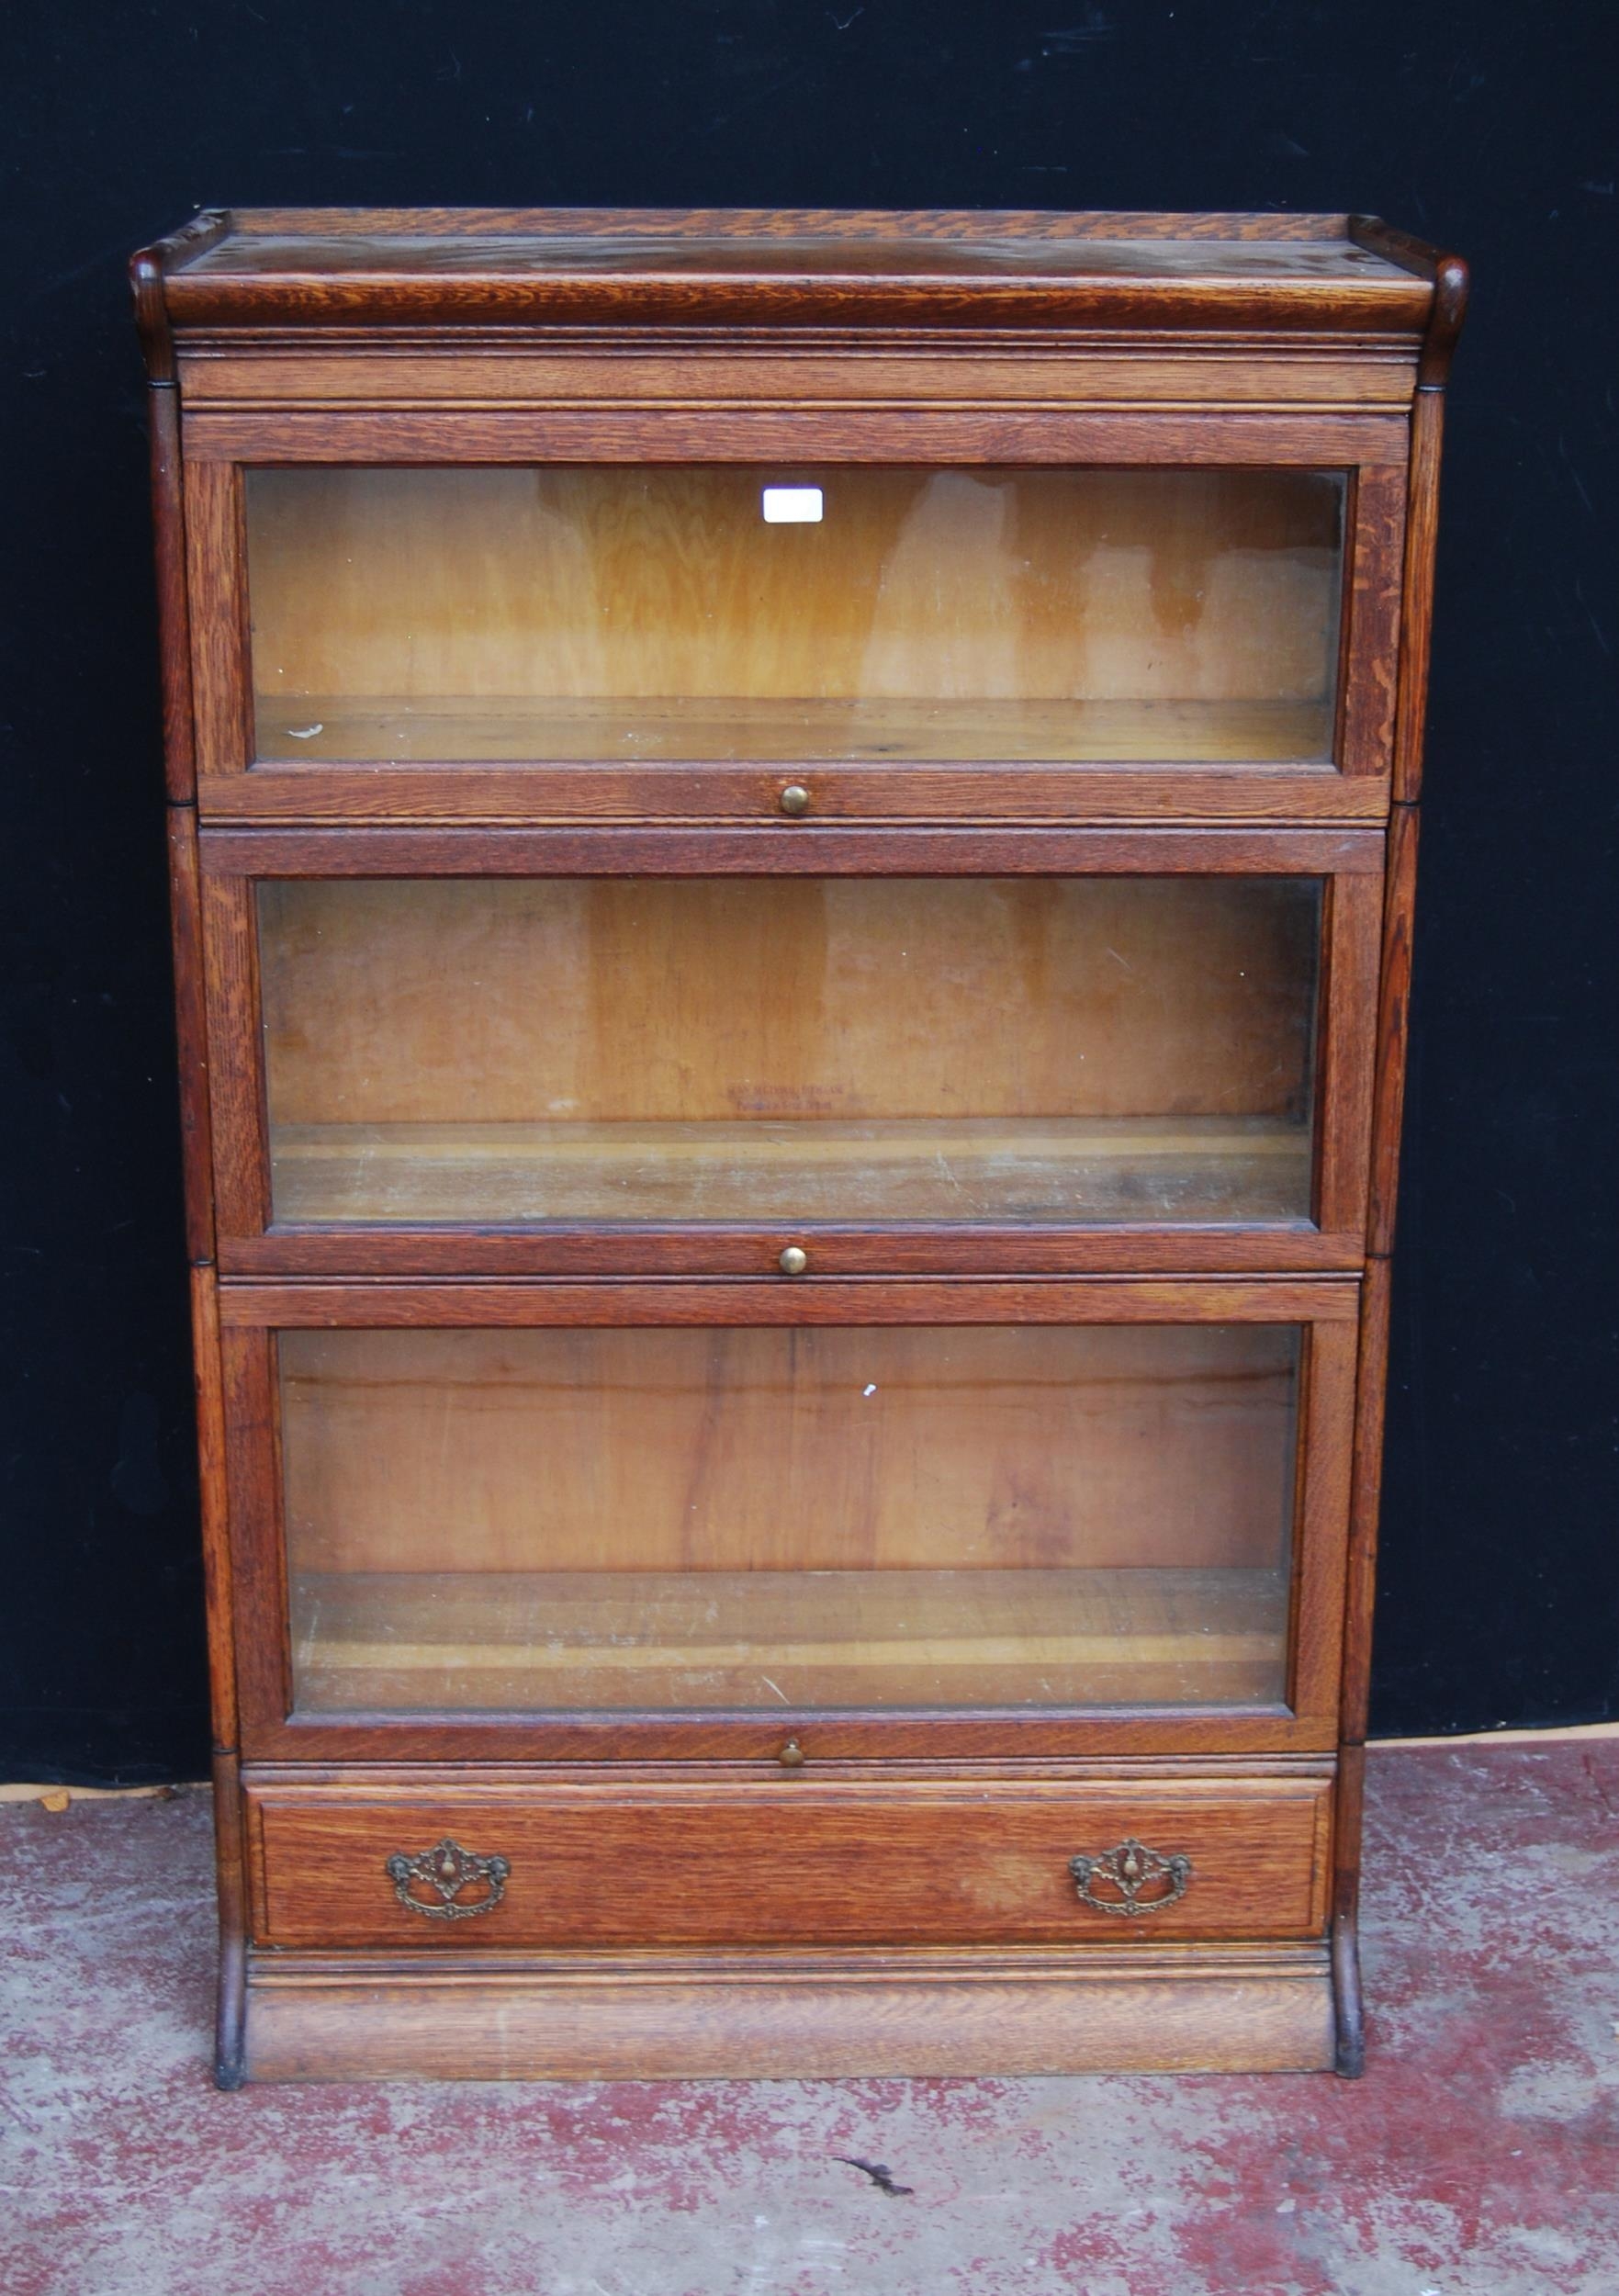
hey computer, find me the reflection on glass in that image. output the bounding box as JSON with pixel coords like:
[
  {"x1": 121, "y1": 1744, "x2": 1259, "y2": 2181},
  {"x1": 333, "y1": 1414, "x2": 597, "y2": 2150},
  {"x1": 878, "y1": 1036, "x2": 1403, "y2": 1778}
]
[
  {"x1": 244, "y1": 467, "x2": 1345, "y2": 764},
  {"x1": 258, "y1": 876, "x2": 1321, "y2": 1230},
  {"x1": 282, "y1": 1322, "x2": 1300, "y2": 1714}
]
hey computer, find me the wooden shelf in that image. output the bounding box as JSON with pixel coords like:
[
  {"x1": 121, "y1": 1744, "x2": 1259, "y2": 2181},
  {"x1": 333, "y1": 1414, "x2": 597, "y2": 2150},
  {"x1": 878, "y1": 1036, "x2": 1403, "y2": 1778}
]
[
  {"x1": 290, "y1": 1565, "x2": 1291, "y2": 1713},
  {"x1": 270, "y1": 1115, "x2": 1314, "y2": 1227},
  {"x1": 253, "y1": 693, "x2": 1336, "y2": 769}
]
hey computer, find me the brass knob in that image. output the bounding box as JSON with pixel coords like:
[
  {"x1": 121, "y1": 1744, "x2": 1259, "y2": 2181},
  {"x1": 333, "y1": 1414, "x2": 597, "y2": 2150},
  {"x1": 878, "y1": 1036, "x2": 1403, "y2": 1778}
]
[
  {"x1": 777, "y1": 1738, "x2": 805, "y2": 1768},
  {"x1": 778, "y1": 1244, "x2": 808, "y2": 1277},
  {"x1": 779, "y1": 783, "x2": 811, "y2": 817}
]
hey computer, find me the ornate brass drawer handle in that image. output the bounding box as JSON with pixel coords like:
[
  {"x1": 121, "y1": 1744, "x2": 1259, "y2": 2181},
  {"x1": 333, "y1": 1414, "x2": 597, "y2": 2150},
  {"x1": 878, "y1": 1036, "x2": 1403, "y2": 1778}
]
[
  {"x1": 386, "y1": 1837, "x2": 511, "y2": 1920},
  {"x1": 1069, "y1": 1837, "x2": 1193, "y2": 1918}
]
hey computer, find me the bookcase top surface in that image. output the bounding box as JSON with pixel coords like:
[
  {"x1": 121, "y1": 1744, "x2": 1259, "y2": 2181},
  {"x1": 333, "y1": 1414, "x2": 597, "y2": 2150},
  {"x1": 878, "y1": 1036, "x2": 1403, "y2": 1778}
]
[{"x1": 138, "y1": 208, "x2": 1451, "y2": 340}]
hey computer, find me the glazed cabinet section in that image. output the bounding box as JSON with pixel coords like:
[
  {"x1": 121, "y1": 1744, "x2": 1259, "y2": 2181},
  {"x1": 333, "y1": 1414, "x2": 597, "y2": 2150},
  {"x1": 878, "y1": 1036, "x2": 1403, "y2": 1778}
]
[
  {"x1": 279, "y1": 1321, "x2": 1301, "y2": 1716},
  {"x1": 218, "y1": 1279, "x2": 1357, "y2": 1761},
  {"x1": 197, "y1": 831, "x2": 1382, "y2": 1276},
  {"x1": 182, "y1": 443, "x2": 1407, "y2": 825},
  {"x1": 241, "y1": 465, "x2": 1350, "y2": 768}
]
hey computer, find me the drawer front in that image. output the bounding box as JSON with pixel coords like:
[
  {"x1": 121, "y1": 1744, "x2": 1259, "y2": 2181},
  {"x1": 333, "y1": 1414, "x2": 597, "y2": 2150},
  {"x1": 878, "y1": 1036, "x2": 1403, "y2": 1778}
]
[{"x1": 245, "y1": 1777, "x2": 1332, "y2": 1949}]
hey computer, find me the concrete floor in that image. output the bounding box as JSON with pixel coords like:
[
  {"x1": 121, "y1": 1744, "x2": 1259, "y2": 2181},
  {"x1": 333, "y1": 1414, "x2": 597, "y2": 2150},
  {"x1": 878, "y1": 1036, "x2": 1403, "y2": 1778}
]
[{"x1": 4, "y1": 1739, "x2": 1617, "y2": 2296}]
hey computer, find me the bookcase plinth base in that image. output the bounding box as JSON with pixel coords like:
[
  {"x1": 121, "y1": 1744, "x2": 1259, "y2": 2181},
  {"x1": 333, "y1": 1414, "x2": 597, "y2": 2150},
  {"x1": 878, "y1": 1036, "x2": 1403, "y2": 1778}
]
[{"x1": 238, "y1": 1943, "x2": 1337, "y2": 2082}]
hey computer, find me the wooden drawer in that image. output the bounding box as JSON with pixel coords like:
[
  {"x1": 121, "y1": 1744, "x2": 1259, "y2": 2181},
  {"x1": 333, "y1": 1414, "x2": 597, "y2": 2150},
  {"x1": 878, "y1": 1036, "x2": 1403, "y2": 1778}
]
[{"x1": 244, "y1": 1775, "x2": 1332, "y2": 1950}]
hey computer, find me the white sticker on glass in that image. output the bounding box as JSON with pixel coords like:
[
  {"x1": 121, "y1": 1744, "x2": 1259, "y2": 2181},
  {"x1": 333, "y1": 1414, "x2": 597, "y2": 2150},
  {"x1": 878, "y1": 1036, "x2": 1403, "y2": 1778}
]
[{"x1": 762, "y1": 487, "x2": 824, "y2": 523}]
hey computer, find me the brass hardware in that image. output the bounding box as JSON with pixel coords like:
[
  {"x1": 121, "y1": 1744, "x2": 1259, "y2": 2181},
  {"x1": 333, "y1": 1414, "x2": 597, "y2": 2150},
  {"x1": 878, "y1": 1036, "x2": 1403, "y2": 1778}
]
[
  {"x1": 778, "y1": 1244, "x2": 808, "y2": 1277},
  {"x1": 777, "y1": 1738, "x2": 805, "y2": 1768},
  {"x1": 386, "y1": 1837, "x2": 511, "y2": 1920},
  {"x1": 1069, "y1": 1838, "x2": 1192, "y2": 1919},
  {"x1": 779, "y1": 783, "x2": 811, "y2": 817}
]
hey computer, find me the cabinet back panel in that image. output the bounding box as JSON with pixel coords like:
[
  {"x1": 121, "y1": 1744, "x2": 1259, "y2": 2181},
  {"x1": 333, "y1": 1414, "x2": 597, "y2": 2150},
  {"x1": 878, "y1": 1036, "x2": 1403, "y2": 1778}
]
[
  {"x1": 278, "y1": 1322, "x2": 1299, "y2": 1575},
  {"x1": 258, "y1": 876, "x2": 1317, "y2": 1116}
]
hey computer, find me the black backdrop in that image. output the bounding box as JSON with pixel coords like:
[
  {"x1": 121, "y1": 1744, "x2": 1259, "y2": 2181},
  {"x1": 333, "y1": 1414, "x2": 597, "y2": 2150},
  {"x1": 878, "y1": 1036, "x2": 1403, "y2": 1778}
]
[{"x1": 5, "y1": 2, "x2": 1614, "y2": 1783}]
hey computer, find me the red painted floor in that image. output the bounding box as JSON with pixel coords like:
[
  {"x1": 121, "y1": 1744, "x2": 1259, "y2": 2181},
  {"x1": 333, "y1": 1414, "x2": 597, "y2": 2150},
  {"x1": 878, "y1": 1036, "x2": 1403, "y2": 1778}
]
[{"x1": 4, "y1": 1739, "x2": 1617, "y2": 2295}]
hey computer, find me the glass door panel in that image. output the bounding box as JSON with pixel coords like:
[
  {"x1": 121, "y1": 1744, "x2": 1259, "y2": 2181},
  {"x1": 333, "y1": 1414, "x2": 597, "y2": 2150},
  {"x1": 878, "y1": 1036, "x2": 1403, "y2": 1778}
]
[
  {"x1": 244, "y1": 467, "x2": 1346, "y2": 766},
  {"x1": 258, "y1": 875, "x2": 1321, "y2": 1230},
  {"x1": 281, "y1": 1322, "x2": 1299, "y2": 1715}
]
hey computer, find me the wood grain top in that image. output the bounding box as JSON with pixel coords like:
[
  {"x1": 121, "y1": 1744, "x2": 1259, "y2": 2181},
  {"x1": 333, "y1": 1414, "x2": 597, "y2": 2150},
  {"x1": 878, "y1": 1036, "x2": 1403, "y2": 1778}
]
[{"x1": 136, "y1": 208, "x2": 1443, "y2": 341}]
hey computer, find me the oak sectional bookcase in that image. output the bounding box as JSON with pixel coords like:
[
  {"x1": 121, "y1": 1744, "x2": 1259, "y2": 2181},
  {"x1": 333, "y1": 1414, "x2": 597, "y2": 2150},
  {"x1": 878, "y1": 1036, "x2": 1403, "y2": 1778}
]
[{"x1": 133, "y1": 208, "x2": 1466, "y2": 2085}]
